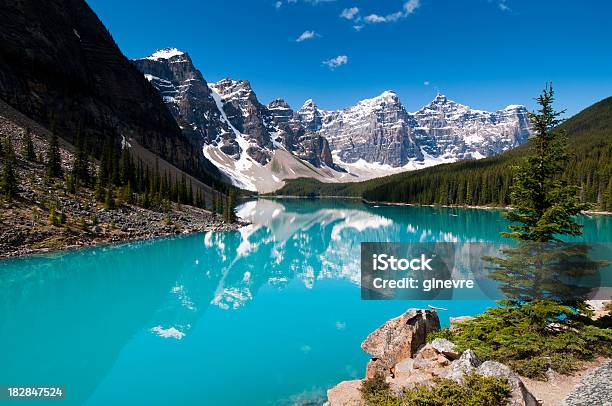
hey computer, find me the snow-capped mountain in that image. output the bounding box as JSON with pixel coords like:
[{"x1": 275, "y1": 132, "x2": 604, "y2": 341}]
[
  {"x1": 412, "y1": 94, "x2": 531, "y2": 161},
  {"x1": 300, "y1": 91, "x2": 531, "y2": 171},
  {"x1": 132, "y1": 49, "x2": 233, "y2": 147},
  {"x1": 134, "y1": 48, "x2": 530, "y2": 192}
]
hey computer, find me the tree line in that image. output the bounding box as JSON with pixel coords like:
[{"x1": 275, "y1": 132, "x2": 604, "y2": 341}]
[{"x1": 0, "y1": 128, "x2": 237, "y2": 223}]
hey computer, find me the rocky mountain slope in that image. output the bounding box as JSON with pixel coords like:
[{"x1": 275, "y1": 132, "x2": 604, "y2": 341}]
[
  {"x1": 0, "y1": 0, "x2": 221, "y2": 188},
  {"x1": 304, "y1": 91, "x2": 531, "y2": 171},
  {"x1": 134, "y1": 48, "x2": 530, "y2": 192},
  {"x1": 134, "y1": 50, "x2": 343, "y2": 192}
]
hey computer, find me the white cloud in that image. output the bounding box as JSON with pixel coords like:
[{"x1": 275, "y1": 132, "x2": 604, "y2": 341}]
[
  {"x1": 499, "y1": 1, "x2": 510, "y2": 11},
  {"x1": 353, "y1": 24, "x2": 364, "y2": 31},
  {"x1": 277, "y1": 0, "x2": 333, "y2": 6},
  {"x1": 403, "y1": 0, "x2": 420, "y2": 14},
  {"x1": 296, "y1": 30, "x2": 318, "y2": 42},
  {"x1": 322, "y1": 55, "x2": 348, "y2": 69},
  {"x1": 361, "y1": 0, "x2": 420, "y2": 24},
  {"x1": 364, "y1": 14, "x2": 386, "y2": 23},
  {"x1": 340, "y1": 7, "x2": 360, "y2": 20},
  {"x1": 424, "y1": 81, "x2": 430, "y2": 86}
]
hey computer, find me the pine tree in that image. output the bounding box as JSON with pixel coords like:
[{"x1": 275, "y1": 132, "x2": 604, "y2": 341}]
[
  {"x1": 22, "y1": 128, "x2": 36, "y2": 161},
  {"x1": 503, "y1": 84, "x2": 588, "y2": 242},
  {"x1": 71, "y1": 130, "x2": 90, "y2": 189},
  {"x1": 95, "y1": 168, "x2": 105, "y2": 202},
  {"x1": 45, "y1": 132, "x2": 63, "y2": 180},
  {"x1": 0, "y1": 137, "x2": 18, "y2": 200},
  {"x1": 104, "y1": 186, "x2": 115, "y2": 209},
  {"x1": 120, "y1": 146, "x2": 132, "y2": 186},
  {"x1": 211, "y1": 190, "x2": 217, "y2": 214},
  {"x1": 225, "y1": 190, "x2": 236, "y2": 223},
  {"x1": 486, "y1": 85, "x2": 595, "y2": 310},
  {"x1": 216, "y1": 191, "x2": 223, "y2": 215},
  {"x1": 187, "y1": 181, "x2": 194, "y2": 206}
]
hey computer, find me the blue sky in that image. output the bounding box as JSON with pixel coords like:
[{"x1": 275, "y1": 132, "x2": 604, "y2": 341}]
[{"x1": 87, "y1": 0, "x2": 611, "y2": 115}]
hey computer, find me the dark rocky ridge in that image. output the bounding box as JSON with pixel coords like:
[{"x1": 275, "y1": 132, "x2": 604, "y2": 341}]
[
  {"x1": 0, "y1": 0, "x2": 220, "y2": 186},
  {"x1": 267, "y1": 99, "x2": 338, "y2": 169},
  {"x1": 131, "y1": 50, "x2": 240, "y2": 158}
]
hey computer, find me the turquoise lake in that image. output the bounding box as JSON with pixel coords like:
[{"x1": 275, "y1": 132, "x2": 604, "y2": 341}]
[{"x1": 1, "y1": 199, "x2": 610, "y2": 405}]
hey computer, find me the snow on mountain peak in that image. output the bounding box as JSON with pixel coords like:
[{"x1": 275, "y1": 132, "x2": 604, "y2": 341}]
[
  {"x1": 146, "y1": 48, "x2": 185, "y2": 61},
  {"x1": 301, "y1": 99, "x2": 318, "y2": 109}
]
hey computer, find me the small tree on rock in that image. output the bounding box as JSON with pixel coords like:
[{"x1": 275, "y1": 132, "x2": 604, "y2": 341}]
[
  {"x1": 0, "y1": 137, "x2": 18, "y2": 200},
  {"x1": 45, "y1": 133, "x2": 63, "y2": 180}
]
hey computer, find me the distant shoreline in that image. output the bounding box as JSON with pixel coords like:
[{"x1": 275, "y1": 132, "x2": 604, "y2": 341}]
[{"x1": 264, "y1": 195, "x2": 612, "y2": 216}]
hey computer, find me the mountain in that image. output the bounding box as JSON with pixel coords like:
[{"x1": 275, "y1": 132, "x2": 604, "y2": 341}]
[
  {"x1": 276, "y1": 97, "x2": 612, "y2": 212},
  {"x1": 134, "y1": 51, "x2": 343, "y2": 192},
  {"x1": 298, "y1": 91, "x2": 531, "y2": 171},
  {"x1": 134, "y1": 48, "x2": 530, "y2": 193},
  {"x1": 0, "y1": 1, "x2": 220, "y2": 188}
]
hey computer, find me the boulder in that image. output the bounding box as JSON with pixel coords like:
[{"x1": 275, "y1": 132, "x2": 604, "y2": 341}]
[
  {"x1": 431, "y1": 338, "x2": 459, "y2": 360},
  {"x1": 449, "y1": 315, "x2": 475, "y2": 333},
  {"x1": 417, "y1": 344, "x2": 439, "y2": 360},
  {"x1": 365, "y1": 358, "x2": 386, "y2": 379},
  {"x1": 361, "y1": 309, "x2": 440, "y2": 375},
  {"x1": 477, "y1": 361, "x2": 538, "y2": 406},
  {"x1": 326, "y1": 380, "x2": 363, "y2": 406},
  {"x1": 444, "y1": 349, "x2": 482, "y2": 382}
]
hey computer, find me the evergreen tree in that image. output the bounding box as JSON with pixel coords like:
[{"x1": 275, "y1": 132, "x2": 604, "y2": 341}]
[
  {"x1": 22, "y1": 128, "x2": 36, "y2": 161},
  {"x1": 211, "y1": 191, "x2": 217, "y2": 214},
  {"x1": 503, "y1": 84, "x2": 588, "y2": 242},
  {"x1": 120, "y1": 146, "x2": 132, "y2": 186},
  {"x1": 94, "y1": 173, "x2": 105, "y2": 202},
  {"x1": 224, "y1": 190, "x2": 236, "y2": 223},
  {"x1": 71, "y1": 130, "x2": 90, "y2": 188},
  {"x1": 104, "y1": 186, "x2": 116, "y2": 209},
  {"x1": 187, "y1": 181, "x2": 194, "y2": 206},
  {"x1": 0, "y1": 137, "x2": 18, "y2": 200},
  {"x1": 216, "y1": 190, "x2": 223, "y2": 215},
  {"x1": 486, "y1": 85, "x2": 595, "y2": 311},
  {"x1": 45, "y1": 132, "x2": 63, "y2": 180}
]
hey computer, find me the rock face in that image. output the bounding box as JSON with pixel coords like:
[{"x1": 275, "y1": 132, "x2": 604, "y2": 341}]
[
  {"x1": 430, "y1": 338, "x2": 459, "y2": 360},
  {"x1": 268, "y1": 100, "x2": 338, "y2": 169},
  {"x1": 412, "y1": 94, "x2": 531, "y2": 161},
  {"x1": 132, "y1": 50, "x2": 236, "y2": 153},
  {"x1": 361, "y1": 308, "x2": 440, "y2": 375},
  {"x1": 327, "y1": 310, "x2": 539, "y2": 406},
  {"x1": 0, "y1": 0, "x2": 218, "y2": 185},
  {"x1": 477, "y1": 361, "x2": 539, "y2": 406},
  {"x1": 298, "y1": 92, "x2": 531, "y2": 168},
  {"x1": 325, "y1": 380, "x2": 363, "y2": 406},
  {"x1": 209, "y1": 78, "x2": 275, "y2": 165},
  {"x1": 314, "y1": 91, "x2": 423, "y2": 166}
]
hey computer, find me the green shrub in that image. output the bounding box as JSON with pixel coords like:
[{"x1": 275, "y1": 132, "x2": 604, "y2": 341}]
[
  {"x1": 360, "y1": 373, "x2": 393, "y2": 405},
  {"x1": 360, "y1": 373, "x2": 511, "y2": 406},
  {"x1": 449, "y1": 301, "x2": 612, "y2": 379},
  {"x1": 427, "y1": 327, "x2": 454, "y2": 343}
]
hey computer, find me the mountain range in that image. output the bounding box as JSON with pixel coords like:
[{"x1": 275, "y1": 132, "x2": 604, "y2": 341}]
[{"x1": 133, "y1": 48, "x2": 531, "y2": 192}]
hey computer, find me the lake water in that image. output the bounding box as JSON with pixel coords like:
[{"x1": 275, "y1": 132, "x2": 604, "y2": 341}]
[{"x1": 0, "y1": 199, "x2": 610, "y2": 405}]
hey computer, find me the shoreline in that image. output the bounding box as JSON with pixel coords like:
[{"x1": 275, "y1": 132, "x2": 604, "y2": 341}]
[
  {"x1": 0, "y1": 219, "x2": 245, "y2": 262},
  {"x1": 267, "y1": 195, "x2": 612, "y2": 216},
  {"x1": 0, "y1": 195, "x2": 248, "y2": 261}
]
